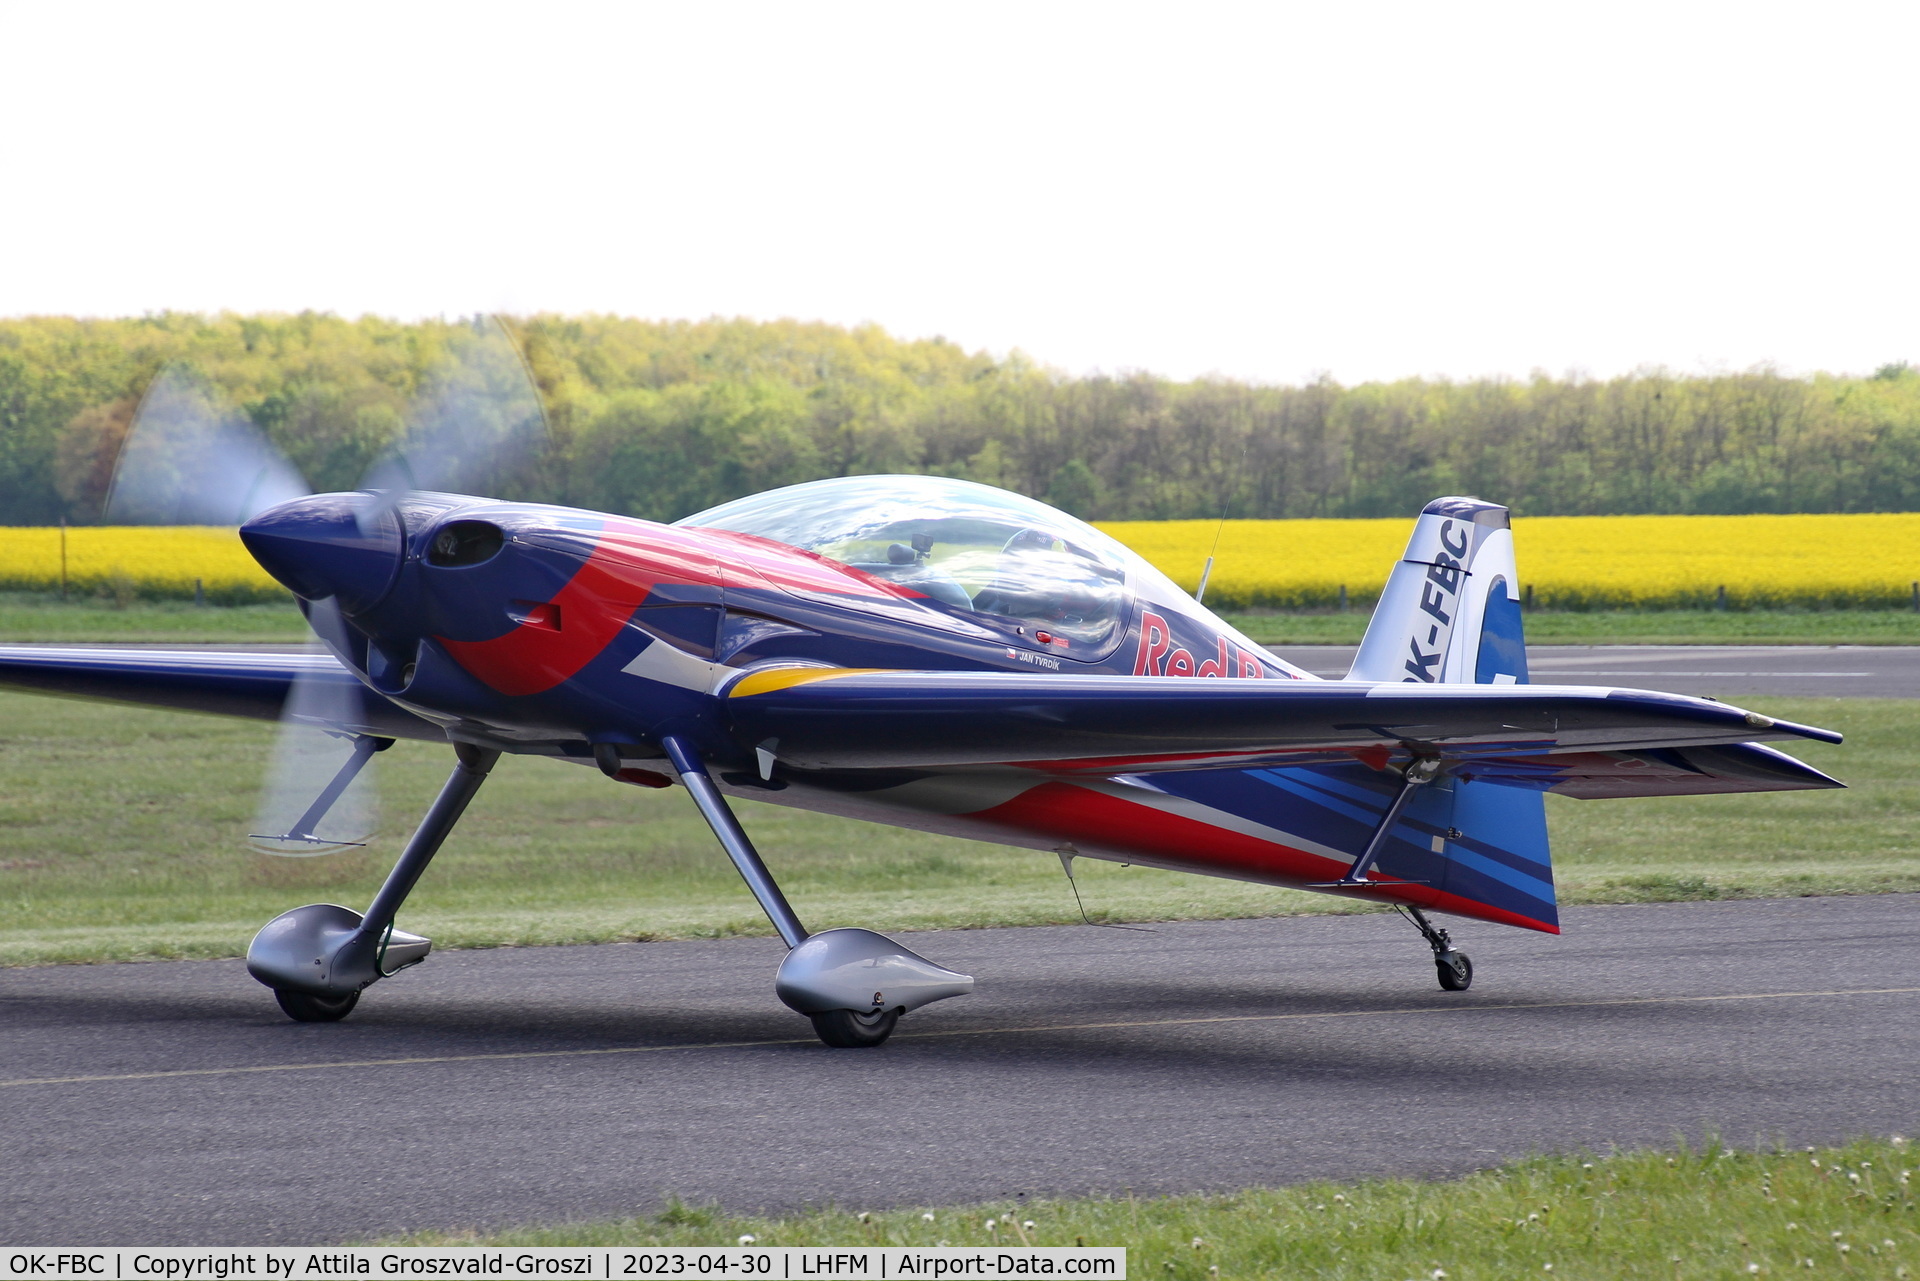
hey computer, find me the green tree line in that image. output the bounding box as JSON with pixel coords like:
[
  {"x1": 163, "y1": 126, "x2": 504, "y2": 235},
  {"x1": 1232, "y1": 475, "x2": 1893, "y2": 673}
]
[{"x1": 3, "y1": 312, "x2": 1917, "y2": 525}]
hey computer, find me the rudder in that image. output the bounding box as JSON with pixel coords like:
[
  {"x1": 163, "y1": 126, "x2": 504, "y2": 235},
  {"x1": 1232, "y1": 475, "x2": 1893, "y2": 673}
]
[
  {"x1": 1350, "y1": 496, "x2": 1528, "y2": 685},
  {"x1": 1352, "y1": 496, "x2": 1555, "y2": 930}
]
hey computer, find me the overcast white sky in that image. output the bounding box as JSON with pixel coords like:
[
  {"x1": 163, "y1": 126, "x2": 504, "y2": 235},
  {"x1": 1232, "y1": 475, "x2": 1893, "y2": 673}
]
[{"x1": 1, "y1": 2, "x2": 1913, "y2": 385}]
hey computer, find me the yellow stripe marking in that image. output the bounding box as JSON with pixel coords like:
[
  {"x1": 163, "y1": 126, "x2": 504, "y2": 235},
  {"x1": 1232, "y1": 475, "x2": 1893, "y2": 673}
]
[
  {"x1": 726, "y1": 666, "x2": 895, "y2": 698},
  {"x1": 3, "y1": 986, "x2": 1914, "y2": 1090}
]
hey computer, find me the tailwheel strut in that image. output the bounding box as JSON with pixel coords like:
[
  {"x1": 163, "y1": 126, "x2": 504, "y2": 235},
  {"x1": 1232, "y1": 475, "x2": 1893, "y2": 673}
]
[{"x1": 1398, "y1": 904, "x2": 1473, "y2": 992}]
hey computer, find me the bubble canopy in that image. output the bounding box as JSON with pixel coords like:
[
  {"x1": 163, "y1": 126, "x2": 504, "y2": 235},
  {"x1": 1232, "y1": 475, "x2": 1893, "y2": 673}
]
[{"x1": 678, "y1": 475, "x2": 1151, "y2": 652}]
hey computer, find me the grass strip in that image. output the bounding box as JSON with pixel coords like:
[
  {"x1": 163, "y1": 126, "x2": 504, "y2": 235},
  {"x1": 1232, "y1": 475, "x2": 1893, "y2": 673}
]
[
  {"x1": 391, "y1": 1135, "x2": 1920, "y2": 1278},
  {"x1": 0, "y1": 693, "x2": 1910, "y2": 967},
  {"x1": 0, "y1": 592, "x2": 309, "y2": 642},
  {"x1": 5, "y1": 594, "x2": 1920, "y2": 647}
]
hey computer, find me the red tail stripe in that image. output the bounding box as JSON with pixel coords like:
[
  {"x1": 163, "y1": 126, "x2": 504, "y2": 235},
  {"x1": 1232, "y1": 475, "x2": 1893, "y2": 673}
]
[{"x1": 969, "y1": 781, "x2": 1559, "y2": 935}]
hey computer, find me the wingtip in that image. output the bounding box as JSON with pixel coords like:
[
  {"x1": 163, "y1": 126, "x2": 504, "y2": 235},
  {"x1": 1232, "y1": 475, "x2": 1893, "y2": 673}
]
[{"x1": 1771, "y1": 717, "x2": 1844, "y2": 745}]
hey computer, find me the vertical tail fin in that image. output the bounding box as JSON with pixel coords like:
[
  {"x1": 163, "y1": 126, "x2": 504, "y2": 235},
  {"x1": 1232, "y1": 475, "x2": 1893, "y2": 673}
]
[
  {"x1": 1349, "y1": 496, "x2": 1528, "y2": 685},
  {"x1": 1351, "y1": 497, "x2": 1555, "y2": 930}
]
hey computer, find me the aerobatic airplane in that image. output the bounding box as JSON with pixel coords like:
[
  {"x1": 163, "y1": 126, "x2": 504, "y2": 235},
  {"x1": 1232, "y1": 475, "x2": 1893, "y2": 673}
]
[{"x1": 0, "y1": 331, "x2": 1844, "y2": 1047}]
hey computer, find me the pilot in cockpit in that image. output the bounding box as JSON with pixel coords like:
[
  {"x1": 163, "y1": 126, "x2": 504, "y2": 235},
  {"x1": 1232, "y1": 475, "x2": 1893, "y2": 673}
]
[{"x1": 679, "y1": 474, "x2": 1132, "y2": 647}]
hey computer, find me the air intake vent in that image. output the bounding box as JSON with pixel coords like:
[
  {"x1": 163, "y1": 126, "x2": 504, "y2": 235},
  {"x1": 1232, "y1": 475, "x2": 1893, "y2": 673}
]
[{"x1": 427, "y1": 520, "x2": 505, "y2": 567}]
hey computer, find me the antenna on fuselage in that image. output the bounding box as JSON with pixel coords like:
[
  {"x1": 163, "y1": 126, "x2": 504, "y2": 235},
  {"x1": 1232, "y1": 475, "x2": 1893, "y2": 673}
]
[
  {"x1": 1192, "y1": 439, "x2": 1250, "y2": 605},
  {"x1": 1055, "y1": 847, "x2": 1153, "y2": 932}
]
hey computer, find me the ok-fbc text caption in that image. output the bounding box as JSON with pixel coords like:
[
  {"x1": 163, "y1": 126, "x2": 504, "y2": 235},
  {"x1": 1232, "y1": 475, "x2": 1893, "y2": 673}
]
[{"x1": 0, "y1": 1251, "x2": 1124, "y2": 1281}]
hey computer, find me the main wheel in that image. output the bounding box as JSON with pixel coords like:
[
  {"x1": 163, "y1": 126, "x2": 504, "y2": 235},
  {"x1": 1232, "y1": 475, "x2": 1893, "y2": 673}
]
[
  {"x1": 809, "y1": 1007, "x2": 901, "y2": 1048},
  {"x1": 1436, "y1": 952, "x2": 1473, "y2": 992},
  {"x1": 274, "y1": 988, "x2": 361, "y2": 1022}
]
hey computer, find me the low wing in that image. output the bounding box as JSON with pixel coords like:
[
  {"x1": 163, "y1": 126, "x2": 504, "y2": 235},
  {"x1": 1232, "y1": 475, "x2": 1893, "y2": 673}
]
[
  {"x1": 0, "y1": 645, "x2": 441, "y2": 740},
  {"x1": 723, "y1": 668, "x2": 1843, "y2": 776}
]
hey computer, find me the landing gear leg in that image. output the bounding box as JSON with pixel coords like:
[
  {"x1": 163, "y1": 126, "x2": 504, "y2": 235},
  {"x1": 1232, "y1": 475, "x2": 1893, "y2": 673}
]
[
  {"x1": 658, "y1": 735, "x2": 972, "y2": 1048},
  {"x1": 247, "y1": 742, "x2": 501, "y2": 1019},
  {"x1": 1399, "y1": 904, "x2": 1473, "y2": 991}
]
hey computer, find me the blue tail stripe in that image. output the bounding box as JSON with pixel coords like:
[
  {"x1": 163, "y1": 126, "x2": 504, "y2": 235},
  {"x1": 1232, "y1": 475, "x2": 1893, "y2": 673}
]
[
  {"x1": 1252, "y1": 764, "x2": 1553, "y2": 880},
  {"x1": 1148, "y1": 761, "x2": 1558, "y2": 927}
]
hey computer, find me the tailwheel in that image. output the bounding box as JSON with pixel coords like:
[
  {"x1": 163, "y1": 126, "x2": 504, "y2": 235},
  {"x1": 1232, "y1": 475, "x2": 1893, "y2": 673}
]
[
  {"x1": 274, "y1": 988, "x2": 361, "y2": 1023},
  {"x1": 809, "y1": 1007, "x2": 901, "y2": 1048},
  {"x1": 1399, "y1": 904, "x2": 1474, "y2": 992},
  {"x1": 1436, "y1": 951, "x2": 1473, "y2": 991}
]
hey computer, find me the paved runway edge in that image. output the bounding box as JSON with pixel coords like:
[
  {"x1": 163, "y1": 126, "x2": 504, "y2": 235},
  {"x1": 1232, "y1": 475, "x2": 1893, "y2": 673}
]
[{"x1": 3, "y1": 896, "x2": 1918, "y2": 1244}]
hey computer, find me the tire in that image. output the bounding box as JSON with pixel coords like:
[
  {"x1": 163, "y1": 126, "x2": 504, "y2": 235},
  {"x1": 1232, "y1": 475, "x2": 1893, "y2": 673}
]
[
  {"x1": 274, "y1": 988, "x2": 361, "y2": 1023},
  {"x1": 1436, "y1": 952, "x2": 1473, "y2": 992},
  {"x1": 809, "y1": 1007, "x2": 901, "y2": 1048}
]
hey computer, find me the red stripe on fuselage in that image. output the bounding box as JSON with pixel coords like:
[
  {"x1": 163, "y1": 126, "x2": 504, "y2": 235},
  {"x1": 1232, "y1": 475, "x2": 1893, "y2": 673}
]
[
  {"x1": 683, "y1": 525, "x2": 931, "y2": 601},
  {"x1": 439, "y1": 525, "x2": 716, "y2": 697},
  {"x1": 969, "y1": 780, "x2": 1559, "y2": 934},
  {"x1": 438, "y1": 518, "x2": 933, "y2": 697}
]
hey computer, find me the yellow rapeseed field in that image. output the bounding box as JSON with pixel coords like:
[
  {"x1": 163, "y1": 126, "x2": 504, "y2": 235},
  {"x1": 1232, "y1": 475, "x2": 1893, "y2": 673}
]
[
  {"x1": 0, "y1": 527, "x2": 285, "y2": 604},
  {"x1": 1097, "y1": 513, "x2": 1920, "y2": 611},
  {"x1": 2, "y1": 513, "x2": 1917, "y2": 610}
]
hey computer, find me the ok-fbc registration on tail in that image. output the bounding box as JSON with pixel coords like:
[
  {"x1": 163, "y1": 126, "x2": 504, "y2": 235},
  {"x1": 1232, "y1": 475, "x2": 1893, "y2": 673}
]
[{"x1": 0, "y1": 322, "x2": 1842, "y2": 1048}]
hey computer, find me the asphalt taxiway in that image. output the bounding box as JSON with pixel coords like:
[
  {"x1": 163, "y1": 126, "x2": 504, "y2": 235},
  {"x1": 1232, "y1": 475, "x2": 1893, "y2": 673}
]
[{"x1": 4, "y1": 895, "x2": 1917, "y2": 1244}]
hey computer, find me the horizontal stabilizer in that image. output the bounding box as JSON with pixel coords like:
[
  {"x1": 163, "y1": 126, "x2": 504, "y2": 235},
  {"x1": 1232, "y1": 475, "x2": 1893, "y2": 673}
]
[{"x1": 1456, "y1": 740, "x2": 1843, "y2": 799}]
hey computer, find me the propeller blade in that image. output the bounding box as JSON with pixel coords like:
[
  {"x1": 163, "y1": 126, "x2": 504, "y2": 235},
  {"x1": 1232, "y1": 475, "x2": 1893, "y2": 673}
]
[
  {"x1": 361, "y1": 315, "x2": 549, "y2": 503},
  {"x1": 249, "y1": 599, "x2": 386, "y2": 856},
  {"x1": 107, "y1": 366, "x2": 311, "y2": 525}
]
